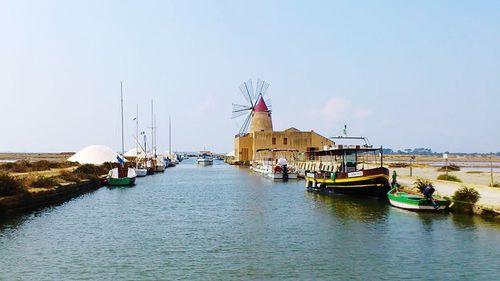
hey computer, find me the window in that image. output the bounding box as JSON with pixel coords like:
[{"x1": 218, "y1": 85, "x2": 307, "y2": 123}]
[
  {"x1": 283, "y1": 138, "x2": 288, "y2": 145},
  {"x1": 272, "y1": 137, "x2": 276, "y2": 145}
]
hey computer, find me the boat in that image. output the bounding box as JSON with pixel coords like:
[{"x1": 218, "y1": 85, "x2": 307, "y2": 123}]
[
  {"x1": 197, "y1": 151, "x2": 213, "y2": 165},
  {"x1": 388, "y1": 187, "x2": 450, "y2": 211},
  {"x1": 304, "y1": 136, "x2": 390, "y2": 197},
  {"x1": 133, "y1": 104, "x2": 148, "y2": 177},
  {"x1": 387, "y1": 176, "x2": 450, "y2": 211},
  {"x1": 155, "y1": 155, "x2": 166, "y2": 172},
  {"x1": 251, "y1": 148, "x2": 298, "y2": 181},
  {"x1": 107, "y1": 82, "x2": 137, "y2": 186},
  {"x1": 108, "y1": 166, "x2": 137, "y2": 186}
]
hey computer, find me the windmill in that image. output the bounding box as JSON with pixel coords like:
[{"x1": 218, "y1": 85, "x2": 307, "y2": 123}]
[{"x1": 232, "y1": 79, "x2": 273, "y2": 136}]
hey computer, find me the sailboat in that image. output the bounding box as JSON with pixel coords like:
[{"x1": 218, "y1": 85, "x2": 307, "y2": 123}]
[
  {"x1": 150, "y1": 102, "x2": 165, "y2": 173},
  {"x1": 108, "y1": 82, "x2": 137, "y2": 186},
  {"x1": 133, "y1": 104, "x2": 148, "y2": 177}
]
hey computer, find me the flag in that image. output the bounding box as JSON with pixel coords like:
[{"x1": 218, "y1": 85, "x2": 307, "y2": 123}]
[{"x1": 116, "y1": 155, "x2": 125, "y2": 165}]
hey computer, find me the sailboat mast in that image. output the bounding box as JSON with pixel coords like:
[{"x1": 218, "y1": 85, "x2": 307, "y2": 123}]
[
  {"x1": 120, "y1": 81, "x2": 125, "y2": 156},
  {"x1": 151, "y1": 100, "x2": 154, "y2": 156},
  {"x1": 154, "y1": 114, "x2": 157, "y2": 155},
  {"x1": 136, "y1": 104, "x2": 139, "y2": 168},
  {"x1": 169, "y1": 115, "x2": 171, "y2": 156}
]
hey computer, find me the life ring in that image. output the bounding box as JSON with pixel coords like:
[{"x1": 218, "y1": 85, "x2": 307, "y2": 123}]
[{"x1": 274, "y1": 165, "x2": 282, "y2": 173}]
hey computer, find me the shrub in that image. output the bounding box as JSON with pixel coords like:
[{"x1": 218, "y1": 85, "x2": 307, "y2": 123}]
[
  {"x1": 59, "y1": 171, "x2": 83, "y2": 183},
  {"x1": 414, "y1": 178, "x2": 432, "y2": 191},
  {"x1": 437, "y1": 164, "x2": 460, "y2": 172},
  {"x1": 452, "y1": 186, "x2": 480, "y2": 213},
  {"x1": 31, "y1": 176, "x2": 59, "y2": 188},
  {"x1": 75, "y1": 164, "x2": 108, "y2": 177},
  {"x1": 0, "y1": 160, "x2": 78, "y2": 173},
  {"x1": 437, "y1": 174, "x2": 462, "y2": 182},
  {"x1": 490, "y1": 182, "x2": 500, "y2": 188},
  {"x1": 0, "y1": 172, "x2": 26, "y2": 196}
]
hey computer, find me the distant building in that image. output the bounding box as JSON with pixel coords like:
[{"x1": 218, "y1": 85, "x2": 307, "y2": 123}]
[{"x1": 234, "y1": 97, "x2": 333, "y2": 162}]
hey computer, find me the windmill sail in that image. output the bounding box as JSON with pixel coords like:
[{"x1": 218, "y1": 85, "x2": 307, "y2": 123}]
[{"x1": 232, "y1": 78, "x2": 271, "y2": 136}]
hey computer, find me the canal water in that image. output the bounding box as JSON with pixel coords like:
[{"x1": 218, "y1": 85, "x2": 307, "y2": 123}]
[{"x1": 1, "y1": 159, "x2": 499, "y2": 280}]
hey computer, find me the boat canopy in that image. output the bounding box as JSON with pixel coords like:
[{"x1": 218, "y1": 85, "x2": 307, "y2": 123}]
[{"x1": 312, "y1": 146, "x2": 380, "y2": 156}]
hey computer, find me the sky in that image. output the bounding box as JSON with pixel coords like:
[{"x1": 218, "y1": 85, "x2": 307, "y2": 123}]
[{"x1": 0, "y1": 0, "x2": 499, "y2": 153}]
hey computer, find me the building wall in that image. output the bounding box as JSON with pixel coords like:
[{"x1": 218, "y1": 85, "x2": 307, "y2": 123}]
[{"x1": 234, "y1": 129, "x2": 333, "y2": 162}]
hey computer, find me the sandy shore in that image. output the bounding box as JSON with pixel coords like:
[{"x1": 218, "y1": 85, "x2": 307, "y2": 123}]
[{"x1": 392, "y1": 166, "x2": 500, "y2": 210}]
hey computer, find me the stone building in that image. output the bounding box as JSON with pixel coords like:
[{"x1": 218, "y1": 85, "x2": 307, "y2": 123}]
[{"x1": 234, "y1": 97, "x2": 333, "y2": 162}]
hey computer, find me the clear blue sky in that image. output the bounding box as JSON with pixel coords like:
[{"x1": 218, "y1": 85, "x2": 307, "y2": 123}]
[{"x1": 0, "y1": 0, "x2": 499, "y2": 153}]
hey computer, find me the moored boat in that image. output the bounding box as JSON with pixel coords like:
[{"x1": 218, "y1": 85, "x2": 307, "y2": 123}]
[
  {"x1": 304, "y1": 136, "x2": 390, "y2": 197},
  {"x1": 387, "y1": 187, "x2": 450, "y2": 211},
  {"x1": 108, "y1": 167, "x2": 137, "y2": 186},
  {"x1": 107, "y1": 82, "x2": 137, "y2": 186},
  {"x1": 197, "y1": 151, "x2": 213, "y2": 165},
  {"x1": 252, "y1": 149, "x2": 298, "y2": 181}
]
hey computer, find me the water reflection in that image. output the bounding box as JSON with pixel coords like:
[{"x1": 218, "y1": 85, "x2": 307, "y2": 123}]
[{"x1": 306, "y1": 191, "x2": 390, "y2": 223}]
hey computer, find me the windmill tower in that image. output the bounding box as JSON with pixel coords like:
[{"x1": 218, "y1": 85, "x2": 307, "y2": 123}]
[{"x1": 232, "y1": 79, "x2": 273, "y2": 135}]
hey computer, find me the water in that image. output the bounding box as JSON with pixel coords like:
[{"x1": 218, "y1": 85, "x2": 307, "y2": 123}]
[{"x1": 1, "y1": 159, "x2": 499, "y2": 280}]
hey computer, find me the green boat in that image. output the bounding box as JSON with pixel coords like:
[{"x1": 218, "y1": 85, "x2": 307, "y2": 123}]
[
  {"x1": 106, "y1": 82, "x2": 137, "y2": 187},
  {"x1": 108, "y1": 167, "x2": 137, "y2": 186},
  {"x1": 388, "y1": 187, "x2": 450, "y2": 211}
]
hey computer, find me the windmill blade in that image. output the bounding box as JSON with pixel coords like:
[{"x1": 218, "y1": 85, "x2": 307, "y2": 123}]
[
  {"x1": 256, "y1": 79, "x2": 270, "y2": 98},
  {"x1": 265, "y1": 98, "x2": 272, "y2": 111},
  {"x1": 231, "y1": 106, "x2": 252, "y2": 119},
  {"x1": 238, "y1": 80, "x2": 254, "y2": 107},
  {"x1": 239, "y1": 112, "x2": 252, "y2": 135},
  {"x1": 232, "y1": 103, "x2": 252, "y2": 112}
]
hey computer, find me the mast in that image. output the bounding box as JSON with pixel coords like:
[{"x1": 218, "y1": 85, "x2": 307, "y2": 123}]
[
  {"x1": 154, "y1": 114, "x2": 157, "y2": 157},
  {"x1": 120, "y1": 81, "x2": 125, "y2": 157},
  {"x1": 151, "y1": 100, "x2": 154, "y2": 157},
  {"x1": 169, "y1": 115, "x2": 172, "y2": 156},
  {"x1": 136, "y1": 104, "x2": 139, "y2": 168}
]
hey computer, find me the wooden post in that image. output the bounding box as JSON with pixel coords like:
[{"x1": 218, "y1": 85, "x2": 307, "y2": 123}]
[{"x1": 491, "y1": 155, "x2": 494, "y2": 187}]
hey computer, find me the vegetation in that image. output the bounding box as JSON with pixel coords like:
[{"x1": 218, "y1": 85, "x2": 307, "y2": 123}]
[
  {"x1": 452, "y1": 186, "x2": 480, "y2": 213},
  {"x1": 75, "y1": 164, "x2": 109, "y2": 177},
  {"x1": 388, "y1": 162, "x2": 409, "y2": 168},
  {"x1": 437, "y1": 164, "x2": 460, "y2": 172},
  {"x1": 437, "y1": 174, "x2": 462, "y2": 182},
  {"x1": 490, "y1": 182, "x2": 500, "y2": 188},
  {"x1": 466, "y1": 171, "x2": 482, "y2": 174},
  {"x1": 0, "y1": 160, "x2": 78, "y2": 173},
  {"x1": 0, "y1": 172, "x2": 26, "y2": 196},
  {"x1": 414, "y1": 178, "x2": 432, "y2": 190},
  {"x1": 31, "y1": 176, "x2": 59, "y2": 188}
]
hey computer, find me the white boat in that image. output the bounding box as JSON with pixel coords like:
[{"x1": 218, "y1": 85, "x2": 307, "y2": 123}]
[
  {"x1": 251, "y1": 149, "x2": 299, "y2": 181},
  {"x1": 251, "y1": 159, "x2": 298, "y2": 180},
  {"x1": 134, "y1": 167, "x2": 148, "y2": 177},
  {"x1": 197, "y1": 151, "x2": 213, "y2": 165}
]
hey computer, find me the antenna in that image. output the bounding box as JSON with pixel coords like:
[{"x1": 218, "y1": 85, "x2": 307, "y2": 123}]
[{"x1": 120, "y1": 81, "x2": 124, "y2": 156}]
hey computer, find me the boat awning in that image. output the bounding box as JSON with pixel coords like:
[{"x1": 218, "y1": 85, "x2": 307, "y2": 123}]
[{"x1": 312, "y1": 147, "x2": 380, "y2": 156}]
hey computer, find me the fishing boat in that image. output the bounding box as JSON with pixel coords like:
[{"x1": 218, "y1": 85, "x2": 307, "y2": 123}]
[
  {"x1": 304, "y1": 136, "x2": 390, "y2": 197},
  {"x1": 197, "y1": 151, "x2": 213, "y2": 165},
  {"x1": 108, "y1": 166, "x2": 137, "y2": 186},
  {"x1": 107, "y1": 82, "x2": 137, "y2": 186},
  {"x1": 155, "y1": 155, "x2": 166, "y2": 172},
  {"x1": 388, "y1": 188, "x2": 450, "y2": 211},
  {"x1": 251, "y1": 148, "x2": 298, "y2": 181},
  {"x1": 133, "y1": 104, "x2": 148, "y2": 177}
]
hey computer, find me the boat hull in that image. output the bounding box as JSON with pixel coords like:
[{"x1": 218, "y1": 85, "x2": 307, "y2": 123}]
[
  {"x1": 135, "y1": 168, "x2": 148, "y2": 177},
  {"x1": 155, "y1": 165, "x2": 166, "y2": 172},
  {"x1": 108, "y1": 177, "x2": 136, "y2": 186},
  {"x1": 305, "y1": 167, "x2": 390, "y2": 197},
  {"x1": 197, "y1": 159, "x2": 213, "y2": 165}
]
